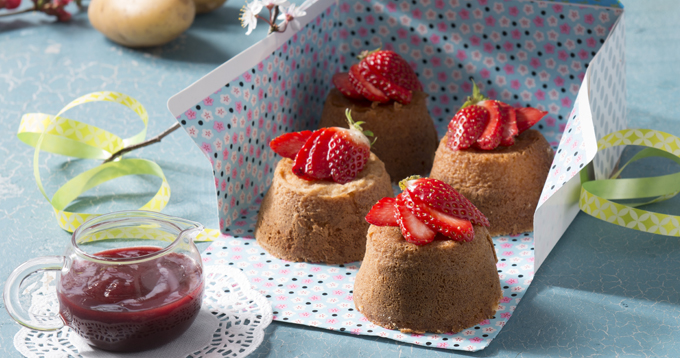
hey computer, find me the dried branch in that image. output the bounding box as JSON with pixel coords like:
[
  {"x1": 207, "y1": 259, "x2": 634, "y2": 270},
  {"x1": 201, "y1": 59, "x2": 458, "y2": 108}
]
[{"x1": 102, "y1": 123, "x2": 181, "y2": 164}]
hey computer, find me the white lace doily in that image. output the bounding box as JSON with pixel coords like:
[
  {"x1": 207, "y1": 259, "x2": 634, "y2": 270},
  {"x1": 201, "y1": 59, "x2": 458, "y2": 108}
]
[{"x1": 13, "y1": 265, "x2": 273, "y2": 358}]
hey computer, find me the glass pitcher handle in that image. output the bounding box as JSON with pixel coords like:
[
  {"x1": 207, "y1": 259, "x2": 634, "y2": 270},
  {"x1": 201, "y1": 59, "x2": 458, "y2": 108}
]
[{"x1": 3, "y1": 256, "x2": 65, "y2": 331}]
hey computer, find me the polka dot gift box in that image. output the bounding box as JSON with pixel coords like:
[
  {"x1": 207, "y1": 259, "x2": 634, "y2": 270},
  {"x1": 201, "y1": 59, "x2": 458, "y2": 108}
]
[{"x1": 167, "y1": 0, "x2": 626, "y2": 352}]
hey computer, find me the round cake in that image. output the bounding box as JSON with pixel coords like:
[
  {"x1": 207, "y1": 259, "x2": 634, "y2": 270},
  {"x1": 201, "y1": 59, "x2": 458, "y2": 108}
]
[
  {"x1": 353, "y1": 225, "x2": 502, "y2": 334},
  {"x1": 430, "y1": 129, "x2": 553, "y2": 236},
  {"x1": 255, "y1": 153, "x2": 393, "y2": 264},
  {"x1": 319, "y1": 88, "x2": 438, "y2": 182}
]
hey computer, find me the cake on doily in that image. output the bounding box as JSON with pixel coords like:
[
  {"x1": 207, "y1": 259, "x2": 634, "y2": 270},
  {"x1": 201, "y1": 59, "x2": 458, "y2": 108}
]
[
  {"x1": 354, "y1": 177, "x2": 502, "y2": 333},
  {"x1": 429, "y1": 82, "x2": 553, "y2": 236},
  {"x1": 318, "y1": 49, "x2": 438, "y2": 181},
  {"x1": 256, "y1": 112, "x2": 393, "y2": 264}
]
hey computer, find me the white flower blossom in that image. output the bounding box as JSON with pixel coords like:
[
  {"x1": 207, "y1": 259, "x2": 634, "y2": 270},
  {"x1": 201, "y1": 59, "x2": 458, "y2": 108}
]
[
  {"x1": 261, "y1": 0, "x2": 288, "y2": 8},
  {"x1": 277, "y1": 3, "x2": 307, "y2": 22},
  {"x1": 240, "y1": 1, "x2": 263, "y2": 35}
]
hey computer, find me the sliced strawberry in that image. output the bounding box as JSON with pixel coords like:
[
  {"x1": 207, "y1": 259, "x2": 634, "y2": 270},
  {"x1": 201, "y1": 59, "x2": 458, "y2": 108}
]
[
  {"x1": 365, "y1": 197, "x2": 398, "y2": 227},
  {"x1": 474, "y1": 100, "x2": 503, "y2": 150},
  {"x1": 338, "y1": 49, "x2": 420, "y2": 104},
  {"x1": 348, "y1": 64, "x2": 390, "y2": 103},
  {"x1": 454, "y1": 80, "x2": 546, "y2": 149},
  {"x1": 498, "y1": 102, "x2": 518, "y2": 147},
  {"x1": 292, "y1": 130, "x2": 322, "y2": 180},
  {"x1": 446, "y1": 105, "x2": 490, "y2": 150},
  {"x1": 515, "y1": 107, "x2": 548, "y2": 133},
  {"x1": 396, "y1": 192, "x2": 436, "y2": 245},
  {"x1": 269, "y1": 130, "x2": 313, "y2": 159},
  {"x1": 411, "y1": 203, "x2": 474, "y2": 242},
  {"x1": 361, "y1": 50, "x2": 423, "y2": 92},
  {"x1": 305, "y1": 128, "x2": 338, "y2": 179},
  {"x1": 358, "y1": 61, "x2": 412, "y2": 104},
  {"x1": 403, "y1": 177, "x2": 490, "y2": 227},
  {"x1": 332, "y1": 72, "x2": 363, "y2": 99}
]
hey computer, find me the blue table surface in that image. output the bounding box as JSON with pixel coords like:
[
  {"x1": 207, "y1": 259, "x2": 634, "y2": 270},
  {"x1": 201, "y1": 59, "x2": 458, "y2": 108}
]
[{"x1": 1, "y1": 1, "x2": 679, "y2": 357}]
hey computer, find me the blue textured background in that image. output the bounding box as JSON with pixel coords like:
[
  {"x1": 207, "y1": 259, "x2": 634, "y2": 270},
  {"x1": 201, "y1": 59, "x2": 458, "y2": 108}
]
[{"x1": 1, "y1": 1, "x2": 679, "y2": 357}]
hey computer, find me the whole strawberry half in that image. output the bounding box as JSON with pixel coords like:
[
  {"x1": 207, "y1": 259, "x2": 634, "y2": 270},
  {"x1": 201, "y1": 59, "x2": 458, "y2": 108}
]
[{"x1": 328, "y1": 110, "x2": 373, "y2": 184}]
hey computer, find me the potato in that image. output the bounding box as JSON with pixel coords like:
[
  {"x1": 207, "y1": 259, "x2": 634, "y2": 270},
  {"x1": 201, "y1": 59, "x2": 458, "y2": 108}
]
[
  {"x1": 194, "y1": 0, "x2": 228, "y2": 14},
  {"x1": 88, "y1": 0, "x2": 196, "y2": 48}
]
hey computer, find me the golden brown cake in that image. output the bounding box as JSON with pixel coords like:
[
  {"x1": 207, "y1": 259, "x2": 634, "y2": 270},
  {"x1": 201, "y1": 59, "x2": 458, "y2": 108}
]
[
  {"x1": 319, "y1": 88, "x2": 438, "y2": 182},
  {"x1": 430, "y1": 129, "x2": 553, "y2": 236},
  {"x1": 353, "y1": 225, "x2": 502, "y2": 334},
  {"x1": 255, "y1": 153, "x2": 393, "y2": 264}
]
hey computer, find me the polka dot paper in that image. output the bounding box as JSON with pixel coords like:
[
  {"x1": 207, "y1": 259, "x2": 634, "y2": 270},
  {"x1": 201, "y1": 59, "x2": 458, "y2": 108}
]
[
  {"x1": 539, "y1": 96, "x2": 588, "y2": 205},
  {"x1": 202, "y1": 229, "x2": 535, "y2": 352},
  {"x1": 172, "y1": 0, "x2": 624, "y2": 234},
  {"x1": 167, "y1": 0, "x2": 627, "y2": 352}
]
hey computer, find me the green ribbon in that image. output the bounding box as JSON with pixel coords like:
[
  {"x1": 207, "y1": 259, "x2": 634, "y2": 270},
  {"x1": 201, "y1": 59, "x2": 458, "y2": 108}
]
[
  {"x1": 580, "y1": 129, "x2": 680, "y2": 235},
  {"x1": 17, "y1": 91, "x2": 220, "y2": 241}
]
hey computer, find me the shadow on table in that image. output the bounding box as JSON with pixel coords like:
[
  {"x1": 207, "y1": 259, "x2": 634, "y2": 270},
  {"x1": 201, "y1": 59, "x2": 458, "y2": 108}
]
[
  {"x1": 191, "y1": 6, "x2": 242, "y2": 30},
  {"x1": 125, "y1": 6, "x2": 249, "y2": 65},
  {"x1": 102, "y1": 32, "x2": 236, "y2": 66},
  {"x1": 248, "y1": 301, "x2": 674, "y2": 358},
  {"x1": 54, "y1": 156, "x2": 215, "y2": 222},
  {"x1": 64, "y1": 193, "x2": 156, "y2": 213},
  {"x1": 538, "y1": 144, "x2": 680, "y2": 308},
  {"x1": 248, "y1": 320, "x2": 514, "y2": 357},
  {"x1": 0, "y1": 4, "x2": 259, "y2": 66}
]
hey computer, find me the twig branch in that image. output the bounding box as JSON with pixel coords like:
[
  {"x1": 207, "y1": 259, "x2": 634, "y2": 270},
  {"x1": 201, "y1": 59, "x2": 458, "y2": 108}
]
[
  {"x1": 103, "y1": 123, "x2": 181, "y2": 164},
  {"x1": 0, "y1": 7, "x2": 36, "y2": 17},
  {"x1": 271, "y1": 5, "x2": 279, "y2": 25}
]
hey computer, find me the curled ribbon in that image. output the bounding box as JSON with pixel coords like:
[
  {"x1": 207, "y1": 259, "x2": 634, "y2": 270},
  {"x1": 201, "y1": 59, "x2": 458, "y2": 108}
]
[
  {"x1": 17, "y1": 92, "x2": 219, "y2": 241},
  {"x1": 580, "y1": 129, "x2": 680, "y2": 236}
]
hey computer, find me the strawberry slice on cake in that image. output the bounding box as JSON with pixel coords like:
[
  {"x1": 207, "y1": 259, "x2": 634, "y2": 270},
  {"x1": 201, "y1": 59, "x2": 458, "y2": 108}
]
[{"x1": 365, "y1": 176, "x2": 490, "y2": 245}]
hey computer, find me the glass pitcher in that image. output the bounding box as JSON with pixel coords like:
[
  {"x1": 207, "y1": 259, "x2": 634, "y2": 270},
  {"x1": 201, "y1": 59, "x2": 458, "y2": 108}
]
[{"x1": 4, "y1": 210, "x2": 204, "y2": 352}]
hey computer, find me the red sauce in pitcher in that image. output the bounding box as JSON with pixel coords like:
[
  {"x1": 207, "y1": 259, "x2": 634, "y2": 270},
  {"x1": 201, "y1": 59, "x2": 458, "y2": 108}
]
[{"x1": 57, "y1": 247, "x2": 203, "y2": 352}]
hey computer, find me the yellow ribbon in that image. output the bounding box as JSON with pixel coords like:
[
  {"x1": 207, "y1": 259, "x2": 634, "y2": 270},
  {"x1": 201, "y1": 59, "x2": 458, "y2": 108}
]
[
  {"x1": 580, "y1": 129, "x2": 680, "y2": 236},
  {"x1": 18, "y1": 92, "x2": 219, "y2": 241}
]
